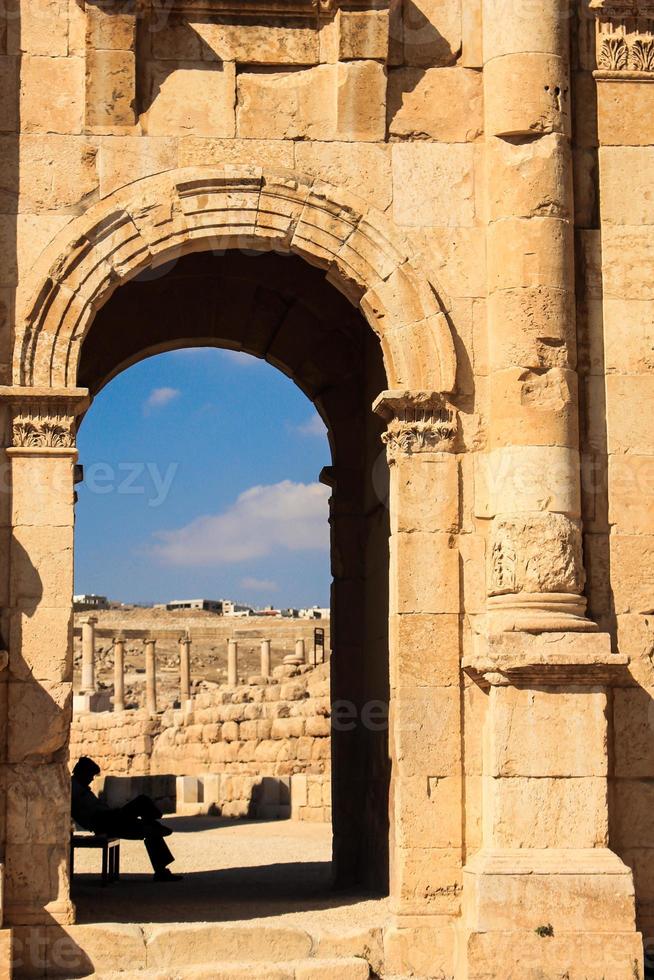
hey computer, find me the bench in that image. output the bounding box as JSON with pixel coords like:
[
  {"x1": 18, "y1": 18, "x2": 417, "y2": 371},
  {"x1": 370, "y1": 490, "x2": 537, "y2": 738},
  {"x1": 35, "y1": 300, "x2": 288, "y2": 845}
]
[{"x1": 70, "y1": 832, "x2": 120, "y2": 885}]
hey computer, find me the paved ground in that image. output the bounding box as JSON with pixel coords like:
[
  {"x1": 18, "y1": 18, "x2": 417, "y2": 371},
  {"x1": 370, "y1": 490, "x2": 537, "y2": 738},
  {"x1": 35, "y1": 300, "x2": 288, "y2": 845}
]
[{"x1": 72, "y1": 817, "x2": 388, "y2": 930}]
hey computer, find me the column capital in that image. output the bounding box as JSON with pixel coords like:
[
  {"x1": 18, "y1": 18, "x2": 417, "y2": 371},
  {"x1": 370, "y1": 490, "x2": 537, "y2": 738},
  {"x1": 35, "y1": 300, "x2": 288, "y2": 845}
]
[
  {"x1": 0, "y1": 386, "x2": 90, "y2": 452},
  {"x1": 589, "y1": 0, "x2": 654, "y2": 75},
  {"x1": 372, "y1": 389, "x2": 458, "y2": 460}
]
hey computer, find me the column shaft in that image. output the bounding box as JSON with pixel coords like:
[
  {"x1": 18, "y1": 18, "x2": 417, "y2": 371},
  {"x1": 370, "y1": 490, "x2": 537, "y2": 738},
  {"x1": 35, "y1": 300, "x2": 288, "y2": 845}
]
[
  {"x1": 374, "y1": 391, "x2": 463, "y2": 938},
  {"x1": 144, "y1": 639, "x2": 157, "y2": 715},
  {"x1": 260, "y1": 639, "x2": 271, "y2": 678},
  {"x1": 227, "y1": 640, "x2": 238, "y2": 688},
  {"x1": 483, "y1": 0, "x2": 592, "y2": 633},
  {"x1": 113, "y1": 638, "x2": 125, "y2": 712},
  {"x1": 80, "y1": 617, "x2": 97, "y2": 694},
  {"x1": 2, "y1": 387, "x2": 88, "y2": 928},
  {"x1": 179, "y1": 636, "x2": 191, "y2": 704}
]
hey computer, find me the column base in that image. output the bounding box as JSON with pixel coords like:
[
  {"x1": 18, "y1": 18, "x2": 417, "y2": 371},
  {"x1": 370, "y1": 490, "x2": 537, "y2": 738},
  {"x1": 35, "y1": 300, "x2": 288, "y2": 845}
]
[
  {"x1": 384, "y1": 915, "x2": 458, "y2": 978},
  {"x1": 73, "y1": 692, "x2": 104, "y2": 713},
  {"x1": 460, "y1": 849, "x2": 642, "y2": 979},
  {"x1": 459, "y1": 927, "x2": 643, "y2": 980},
  {"x1": 4, "y1": 898, "x2": 76, "y2": 927},
  {"x1": 487, "y1": 592, "x2": 598, "y2": 633}
]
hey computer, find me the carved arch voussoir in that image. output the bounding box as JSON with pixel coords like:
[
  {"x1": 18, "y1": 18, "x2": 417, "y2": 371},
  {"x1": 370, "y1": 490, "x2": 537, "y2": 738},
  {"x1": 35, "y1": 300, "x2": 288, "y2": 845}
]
[{"x1": 15, "y1": 166, "x2": 457, "y2": 395}]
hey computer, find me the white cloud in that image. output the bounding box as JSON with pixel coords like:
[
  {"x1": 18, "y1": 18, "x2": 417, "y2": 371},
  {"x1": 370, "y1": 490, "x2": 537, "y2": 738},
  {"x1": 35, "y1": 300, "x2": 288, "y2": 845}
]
[
  {"x1": 220, "y1": 350, "x2": 258, "y2": 367},
  {"x1": 144, "y1": 387, "x2": 180, "y2": 414},
  {"x1": 152, "y1": 480, "x2": 330, "y2": 566},
  {"x1": 295, "y1": 413, "x2": 327, "y2": 438},
  {"x1": 240, "y1": 577, "x2": 279, "y2": 592}
]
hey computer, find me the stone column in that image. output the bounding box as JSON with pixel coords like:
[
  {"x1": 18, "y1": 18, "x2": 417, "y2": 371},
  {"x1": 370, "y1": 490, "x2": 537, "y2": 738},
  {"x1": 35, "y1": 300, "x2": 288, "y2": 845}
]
[
  {"x1": 482, "y1": 0, "x2": 594, "y2": 634},
  {"x1": 260, "y1": 639, "x2": 271, "y2": 678},
  {"x1": 144, "y1": 638, "x2": 157, "y2": 715},
  {"x1": 113, "y1": 637, "x2": 125, "y2": 712},
  {"x1": 227, "y1": 639, "x2": 238, "y2": 688},
  {"x1": 74, "y1": 615, "x2": 99, "y2": 712},
  {"x1": 284, "y1": 638, "x2": 306, "y2": 666},
  {"x1": 462, "y1": 633, "x2": 642, "y2": 975},
  {"x1": 373, "y1": 391, "x2": 463, "y2": 972},
  {"x1": 2, "y1": 387, "x2": 88, "y2": 928},
  {"x1": 179, "y1": 635, "x2": 191, "y2": 705}
]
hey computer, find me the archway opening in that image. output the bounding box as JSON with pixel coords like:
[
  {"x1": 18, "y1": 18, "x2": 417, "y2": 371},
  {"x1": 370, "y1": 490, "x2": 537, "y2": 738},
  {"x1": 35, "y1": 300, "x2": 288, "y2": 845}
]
[{"x1": 68, "y1": 248, "x2": 391, "y2": 923}]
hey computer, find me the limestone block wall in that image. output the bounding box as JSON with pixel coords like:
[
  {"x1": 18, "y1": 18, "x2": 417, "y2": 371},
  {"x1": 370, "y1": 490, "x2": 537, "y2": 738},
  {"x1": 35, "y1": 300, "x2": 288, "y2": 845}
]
[
  {"x1": 69, "y1": 663, "x2": 332, "y2": 822},
  {"x1": 574, "y1": 4, "x2": 654, "y2": 940}
]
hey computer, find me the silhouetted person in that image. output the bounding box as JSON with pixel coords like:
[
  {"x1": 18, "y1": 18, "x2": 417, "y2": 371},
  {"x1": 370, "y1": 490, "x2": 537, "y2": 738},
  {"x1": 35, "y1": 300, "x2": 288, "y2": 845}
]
[{"x1": 71, "y1": 756, "x2": 182, "y2": 882}]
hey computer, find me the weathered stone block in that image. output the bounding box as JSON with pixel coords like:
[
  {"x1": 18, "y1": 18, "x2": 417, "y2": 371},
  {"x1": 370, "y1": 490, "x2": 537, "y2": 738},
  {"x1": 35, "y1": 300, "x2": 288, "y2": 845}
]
[
  {"x1": 485, "y1": 775, "x2": 608, "y2": 849},
  {"x1": 391, "y1": 531, "x2": 460, "y2": 615},
  {"x1": 237, "y1": 66, "x2": 334, "y2": 141},
  {"x1": 391, "y1": 688, "x2": 461, "y2": 776},
  {"x1": 390, "y1": 845, "x2": 463, "y2": 914},
  {"x1": 392, "y1": 142, "x2": 476, "y2": 228},
  {"x1": 145, "y1": 62, "x2": 235, "y2": 137},
  {"x1": 335, "y1": 61, "x2": 387, "y2": 142},
  {"x1": 598, "y1": 80, "x2": 654, "y2": 146},
  {"x1": 195, "y1": 21, "x2": 320, "y2": 65},
  {"x1": 487, "y1": 686, "x2": 608, "y2": 778},
  {"x1": 86, "y1": 49, "x2": 136, "y2": 129},
  {"x1": 388, "y1": 67, "x2": 482, "y2": 142},
  {"x1": 295, "y1": 141, "x2": 392, "y2": 211},
  {"x1": 16, "y1": 136, "x2": 99, "y2": 212},
  {"x1": 390, "y1": 613, "x2": 460, "y2": 689},
  {"x1": 338, "y1": 11, "x2": 389, "y2": 61},
  {"x1": 402, "y1": 0, "x2": 461, "y2": 67}
]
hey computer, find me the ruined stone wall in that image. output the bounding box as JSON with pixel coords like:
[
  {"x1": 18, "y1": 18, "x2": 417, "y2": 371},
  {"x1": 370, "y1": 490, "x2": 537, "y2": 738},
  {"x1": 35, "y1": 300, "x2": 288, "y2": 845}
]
[{"x1": 69, "y1": 663, "x2": 331, "y2": 821}]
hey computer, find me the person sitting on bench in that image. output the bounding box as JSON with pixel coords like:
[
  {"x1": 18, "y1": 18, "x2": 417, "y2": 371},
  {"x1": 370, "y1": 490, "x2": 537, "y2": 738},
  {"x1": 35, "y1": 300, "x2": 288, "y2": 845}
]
[{"x1": 71, "y1": 756, "x2": 182, "y2": 882}]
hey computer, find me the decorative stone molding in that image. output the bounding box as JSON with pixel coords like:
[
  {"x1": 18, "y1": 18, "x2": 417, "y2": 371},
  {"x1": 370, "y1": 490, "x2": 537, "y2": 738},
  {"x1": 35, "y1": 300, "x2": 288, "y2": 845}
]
[
  {"x1": 372, "y1": 389, "x2": 457, "y2": 462},
  {"x1": 590, "y1": 0, "x2": 654, "y2": 74},
  {"x1": 463, "y1": 630, "x2": 629, "y2": 688},
  {"x1": 0, "y1": 387, "x2": 90, "y2": 453},
  {"x1": 486, "y1": 513, "x2": 596, "y2": 633},
  {"x1": 488, "y1": 513, "x2": 585, "y2": 598},
  {"x1": 15, "y1": 168, "x2": 456, "y2": 395}
]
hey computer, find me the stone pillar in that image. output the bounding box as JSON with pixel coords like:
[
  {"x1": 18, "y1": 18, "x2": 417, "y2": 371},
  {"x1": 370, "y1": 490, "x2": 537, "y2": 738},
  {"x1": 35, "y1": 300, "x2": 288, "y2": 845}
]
[
  {"x1": 144, "y1": 638, "x2": 157, "y2": 715},
  {"x1": 373, "y1": 391, "x2": 463, "y2": 974},
  {"x1": 113, "y1": 637, "x2": 125, "y2": 712},
  {"x1": 74, "y1": 615, "x2": 100, "y2": 712},
  {"x1": 2, "y1": 387, "x2": 88, "y2": 928},
  {"x1": 482, "y1": 0, "x2": 593, "y2": 634},
  {"x1": 227, "y1": 639, "x2": 238, "y2": 688},
  {"x1": 260, "y1": 639, "x2": 271, "y2": 678},
  {"x1": 284, "y1": 638, "x2": 306, "y2": 666},
  {"x1": 461, "y1": 633, "x2": 642, "y2": 975},
  {"x1": 179, "y1": 635, "x2": 191, "y2": 705}
]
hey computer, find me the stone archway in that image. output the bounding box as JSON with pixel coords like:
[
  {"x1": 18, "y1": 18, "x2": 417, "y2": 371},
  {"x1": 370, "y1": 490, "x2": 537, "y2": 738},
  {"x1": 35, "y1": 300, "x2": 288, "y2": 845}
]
[
  {"x1": 1, "y1": 168, "x2": 464, "y2": 970},
  {"x1": 13, "y1": 167, "x2": 456, "y2": 394}
]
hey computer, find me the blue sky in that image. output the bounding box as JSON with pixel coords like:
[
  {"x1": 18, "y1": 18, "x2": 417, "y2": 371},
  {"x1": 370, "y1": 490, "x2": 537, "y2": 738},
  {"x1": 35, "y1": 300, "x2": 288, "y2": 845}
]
[{"x1": 75, "y1": 349, "x2": 332, "y2": 608}]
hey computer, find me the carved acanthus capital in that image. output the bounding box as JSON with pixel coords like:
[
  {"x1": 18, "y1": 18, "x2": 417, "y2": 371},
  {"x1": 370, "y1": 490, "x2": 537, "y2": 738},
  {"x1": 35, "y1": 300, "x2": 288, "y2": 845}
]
[
  {"x1": 589, "y1": 0, "x2": 654, "y2": 73},
  {"x1": 372, "y1": 390, "x2": 458, "y2": 462},
  {"x1": 1, "y1": 387, "x2": 89, "y2": 452}
]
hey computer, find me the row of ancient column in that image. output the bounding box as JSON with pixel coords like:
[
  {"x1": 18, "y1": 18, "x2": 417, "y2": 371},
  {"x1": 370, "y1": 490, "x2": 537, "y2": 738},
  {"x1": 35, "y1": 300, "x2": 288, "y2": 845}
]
[{"x1": 78, "y1": 618, "x2": 315, "y2": 714}]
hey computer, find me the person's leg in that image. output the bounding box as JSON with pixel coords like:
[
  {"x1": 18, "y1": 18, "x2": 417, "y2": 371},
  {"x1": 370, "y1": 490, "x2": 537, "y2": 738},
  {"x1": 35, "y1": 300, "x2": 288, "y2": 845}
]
[
  {"x1": 143, "y1": 832, "x2": 174, "y2": 872},
  {"x1": 120, "y1": 795, "x2": 162, "y2": 821}
]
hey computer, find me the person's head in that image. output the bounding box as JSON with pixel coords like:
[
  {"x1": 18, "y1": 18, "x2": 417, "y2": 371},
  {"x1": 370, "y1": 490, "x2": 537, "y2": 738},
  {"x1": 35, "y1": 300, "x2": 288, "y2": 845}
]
[{"x1": 72, "y1": 757, "x2": 101, "y2": 786}]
